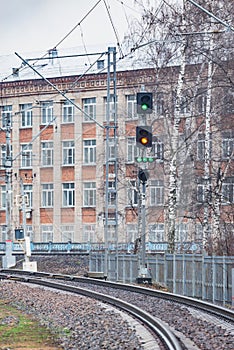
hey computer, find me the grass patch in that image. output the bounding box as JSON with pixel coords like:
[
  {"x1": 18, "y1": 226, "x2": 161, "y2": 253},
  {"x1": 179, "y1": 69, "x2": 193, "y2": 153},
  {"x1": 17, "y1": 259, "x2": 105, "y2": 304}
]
[{"x1": 0, "y1": 299, "x2": 62, "y2": 349}]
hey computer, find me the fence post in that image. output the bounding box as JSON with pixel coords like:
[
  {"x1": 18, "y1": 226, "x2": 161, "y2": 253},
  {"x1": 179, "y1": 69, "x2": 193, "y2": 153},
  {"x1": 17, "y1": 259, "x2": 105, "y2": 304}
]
[
  {"x1": 223, "y1": 255, "x2": 226, "y2": 306},
  {"x1": 192, "y1": 253, "x2": 195, "y2": 298},
  {"x1": 202, "y1": 254, "x2": 206, "y2": 300},
  {"x1": 212, "y1": 255, "x2": 216, "y2": 304},
  {"x1": 232, "y1": 268, "x2": 234, "y2": 308},
  {"x1": 173, "y1": 253, "x2": 176, "y2": 294}
]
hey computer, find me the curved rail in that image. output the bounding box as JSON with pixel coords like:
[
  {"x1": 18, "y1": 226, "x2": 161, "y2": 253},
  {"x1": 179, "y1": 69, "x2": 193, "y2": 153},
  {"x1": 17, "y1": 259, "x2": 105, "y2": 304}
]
[
  {"x1": 0, "y1": 271, "x2": 182, "y2": 350},
  {"x1": 2, "y1": 269, "x2": 233, "y2": 323}
]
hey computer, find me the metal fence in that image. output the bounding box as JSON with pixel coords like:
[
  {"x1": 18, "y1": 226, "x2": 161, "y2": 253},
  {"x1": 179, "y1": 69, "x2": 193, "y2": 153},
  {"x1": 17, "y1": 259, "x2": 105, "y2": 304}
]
[{"x1": 89, "y1": 253, "x2": 234, "y2": 306}]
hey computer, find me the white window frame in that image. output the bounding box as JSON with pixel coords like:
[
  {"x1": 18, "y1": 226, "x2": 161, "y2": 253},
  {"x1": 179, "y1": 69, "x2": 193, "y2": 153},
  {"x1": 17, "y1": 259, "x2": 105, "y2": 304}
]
[
  {"x1": 62, "y1": 100, "x2": 74, "y2": 123},
  {"x1": 150, "y1": 180, "x2": 164, "y2": 206},
  {"x1": 104, "y1": 95, "x2": 117, "y2": 121},
  {"x1": 61, "y1": 225, "x2": 74, "y2": 241},
  {"x1": 82, "y1": 224, "x2": 96, "y2": 242},
  {"x1": 107, "y1": 181, "x2": 116, "y2": 207},
  {"x1": 1, "y1": 185, "x2": 6, "y2": 209},
  {"x1": 83, "y1": 98, "x2": 96, "y2": 121},
  {"x1": 41, "y1": 101, "x2": 53, "y2": 124},
  {"x1": 126, "y1": 95, "x2": 136, "y2": 119},
  {"x1": 1, "y1": 105, "x2": 12, "y2": 128},
  {"x1": 40, "y1": 225, "x2": 53, "y2": 242},
  {"x1": 42, "y1": 183, "x2": 54, "y2": 207},
  {"x1": 149, "y1": 224, "x2": 165, "y2": 242},
  {"x1": 126, "y1": 224, "x2": 138, "y2": 242},
  {"x1": 153, "y1": 140, "x2": 164, "y2": 161},
  {"x1": 156, "y1": 93, "x2": 164, "y2": 115},
  {"x1": 21, "y1": 144, "x2": 32, "y2": 168},
  {"x1": 63, "y1": 141, "x2": 75, "y2": 165},
  {"x1": 83, "y1": 139, "x2": 96, "y2": 164},
  {"x1": 20, "y1": 103, "x2": 32, "y2": 128},
  {"x1": 62, "y1": 183, "x2": 75, "y2": 207},
  {"x1": 83, "y1": 182, "x2": 96, "y2": 207},
  {"x1": 41, "y1": 141, "x2": 53, "y2": 166},
  {"x1": 222, "y1": 180, "x2": 234, "y2": 204},
  {"x1": 128, "y1": 180, "x2": 138, "y2": 206},
  {"x1": 107, "y1": 138, "x2": 115, "y2": 161},
  {"x1": 222, "y1": 137, "x2": 233, "y2": 159},
  {"x1": 23, "y1": 184, "x2": 33, "y2": 208},
  {"x1": 127, "y1": 137, "x2": 136, "y2": 163}
]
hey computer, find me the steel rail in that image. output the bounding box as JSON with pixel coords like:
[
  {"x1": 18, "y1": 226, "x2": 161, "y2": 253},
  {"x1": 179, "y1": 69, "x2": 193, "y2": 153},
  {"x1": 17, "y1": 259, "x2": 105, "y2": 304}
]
[
  {"x1": 1, "y1": 269, "x2": 234, "y2": 323},
  {"x1": 0, "y1": 271, "x2": 182, "y2": 350}
]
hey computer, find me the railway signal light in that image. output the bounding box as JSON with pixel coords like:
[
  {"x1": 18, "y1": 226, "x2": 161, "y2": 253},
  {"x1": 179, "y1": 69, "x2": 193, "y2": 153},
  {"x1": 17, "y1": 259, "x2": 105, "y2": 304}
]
[
  {"x1": 137, "y1": 92, "x2": 153, "y2": 114},
  {"x1": 135, "y1": 156, "x2": 155, "y2": 163},
  {"x1": 136, "y1": 126, "x2": 152, "y2": 148}
]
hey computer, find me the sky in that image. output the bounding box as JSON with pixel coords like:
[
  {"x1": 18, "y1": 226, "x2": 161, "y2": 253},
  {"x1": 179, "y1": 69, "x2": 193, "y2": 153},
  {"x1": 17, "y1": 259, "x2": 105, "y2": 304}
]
[{"x1": 0, "y1": 0, "x2": 141, "y2": 56}]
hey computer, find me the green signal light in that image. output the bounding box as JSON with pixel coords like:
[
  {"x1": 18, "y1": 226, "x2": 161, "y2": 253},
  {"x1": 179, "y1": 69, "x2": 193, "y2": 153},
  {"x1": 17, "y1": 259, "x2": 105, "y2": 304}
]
[
  {"x1": 141, "y1": 104, "x2": 148, "y2": 111},
  {"x1": 136, "y1": 157, "x2": 142, "y2": 163},
  {"x1": 135, "y1": 157, "x2": 155, "y2": 163}
]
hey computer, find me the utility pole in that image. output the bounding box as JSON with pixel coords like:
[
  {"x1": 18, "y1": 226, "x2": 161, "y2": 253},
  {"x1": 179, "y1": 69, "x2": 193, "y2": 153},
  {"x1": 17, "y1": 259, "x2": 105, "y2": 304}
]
[
  {"x1": 104, "y1": 47, "x2": 118, "y2": 280},
  {"x1": 2, "y1": 111, "x2": 16, "y2": 268}
]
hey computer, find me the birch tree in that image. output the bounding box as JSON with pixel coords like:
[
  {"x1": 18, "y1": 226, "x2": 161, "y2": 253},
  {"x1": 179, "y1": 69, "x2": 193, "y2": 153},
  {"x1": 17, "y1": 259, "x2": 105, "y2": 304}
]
[{"x1": 123, "y1": 0, "x2": 234, "y2": 253}]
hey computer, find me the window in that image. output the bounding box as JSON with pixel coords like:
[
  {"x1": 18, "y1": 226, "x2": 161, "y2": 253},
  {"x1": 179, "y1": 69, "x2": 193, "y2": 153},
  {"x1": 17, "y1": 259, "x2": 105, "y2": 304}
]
[
  {"x1": 83, "y1": 182, "x2": 96, "y2": 207},
  {"x1": 83, "y1": 224, "x2": 96, "y2": 242},
  {"x1": 197, "y1": 181, "x2": 212, "y2": 203},
  {"x1": 107, "y1": 138, "x2": 115, "y2": 161},
  {"x1": 1, "y1": 185, "x2": 6, "y2": 209},
  {"x1": 127, "y1": 137, "x2": 136, "y2": 163},
  {"x1": 42, "y1": 184, "x2": 54, "y2": 207},
  {"x1": 104, "y1": 95, "x2": 117, "y2": 121},
  {"x1": 180, "y1": 95, "x2": 191, "y2": 114},
  {"x1": 63, "y1": 141, "x2": 75, "y2": 165},
  {"x1": 62, "y1": 100, "x2": 74, "y2": 123},
  {"x1": 63, "y1": 183, "x2": 75, "y2": 207},
  {"x1": 21, "y1": 144, "x2": 32, "y2": 168},
  {"x1": 149, "y1": 224, "x2": 164, "y2": 241},
  {"x1": 83, "y1": 140, "x2": 96, "y2": 164},
  {"x1": 41, "y1": 101, "x2": 53, "y2": 124},
  {"x1": 107, "y1": 181, "x2": 116, "y2": 207},
  {"x1": 222, "y1": 133, "x2": 233, "y2": 159},
  {"x1": 126, "y1": 95, "x2": 136, "y2": 119},
  {"x1": 128, "y1": 181, "x2": 138, "y2": 206},
  {"x1": 41, "y1": 141, "x2": 53, "y2": 166},
  {"x1": 40, "y1": 225, "x2": 53, "y2": 242},
  {"x1": 23, "y1": 184, "x2": 33, "y2": 208},
  {"x1": 156, "y1": 93, "x2": 164, "y2": 115},
  {"x1": 1, "y1": 105, "x2": 12, "y2": 128},
  {"x1": 1, "y1": 145, "x2": 12, "y2": 168},
  {"x1": 153, "y1": 140, "x2": 164, "y2": 160},
  {"x1": 61, "y1": 225, "x2": 74, "y2": 241},
  {"x1": 150, "y1": 180, "x2": 164, "y2": 206},
  {"x1": 176, "y1": 223, "x2": 188, "y2": 242},
  {"x1": 126, "y1": 224, "x2": 138, "y2": 242},
  {"x1": 20, "y1": 103, "x2": 32, "y2": 127},
  {"x1": 83, "y1": 98, "x2": 96, "y2": 121},
  {"x1": 197, "y1": 136, "x2": 212, "y2": 161},
  {"x1": 222, "y1": 178, "x2": 234, "y2": 203},
  {"x1": 97, "y1": 60, "x2": 104, "y2": 70},
  {"x1": 196, "y1": 89, "x2": 206, "y2": 114}
]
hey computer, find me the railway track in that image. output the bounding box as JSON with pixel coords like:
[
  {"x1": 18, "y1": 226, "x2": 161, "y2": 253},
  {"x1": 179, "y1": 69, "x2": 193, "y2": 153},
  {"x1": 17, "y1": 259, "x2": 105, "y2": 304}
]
[
  {"x1": 1, "y1": 269, "x2": 234, "y2": 349},
  {"x1": 0, "y1": 269, "x2": 183, "y2": 350}
]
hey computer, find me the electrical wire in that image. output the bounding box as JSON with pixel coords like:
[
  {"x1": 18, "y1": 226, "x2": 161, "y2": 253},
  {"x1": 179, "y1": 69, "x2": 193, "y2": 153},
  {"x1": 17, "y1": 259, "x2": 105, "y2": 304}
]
[{"x1": 103, "y1": 0, "x2": 124, "y2": 58}]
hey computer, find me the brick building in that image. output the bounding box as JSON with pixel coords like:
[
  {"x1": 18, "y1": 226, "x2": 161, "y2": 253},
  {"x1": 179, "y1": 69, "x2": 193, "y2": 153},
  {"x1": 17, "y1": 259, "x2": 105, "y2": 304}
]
[{"x1": 0, "y1": 47, "x2": 233, "y2": 252}]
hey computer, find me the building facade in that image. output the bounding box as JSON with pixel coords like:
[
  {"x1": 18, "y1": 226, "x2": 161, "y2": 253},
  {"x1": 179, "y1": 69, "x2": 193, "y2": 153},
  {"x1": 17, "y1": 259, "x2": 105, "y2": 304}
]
[{"x1": 0, "y1": 52, "x2": 233, "y2": 253}]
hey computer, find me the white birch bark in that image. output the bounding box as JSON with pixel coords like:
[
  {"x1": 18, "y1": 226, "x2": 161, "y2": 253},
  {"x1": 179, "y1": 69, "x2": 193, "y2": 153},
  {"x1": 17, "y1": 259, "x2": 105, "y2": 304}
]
[{"x1": 167, "y1": 5, "x2": 187, "y2": 252}]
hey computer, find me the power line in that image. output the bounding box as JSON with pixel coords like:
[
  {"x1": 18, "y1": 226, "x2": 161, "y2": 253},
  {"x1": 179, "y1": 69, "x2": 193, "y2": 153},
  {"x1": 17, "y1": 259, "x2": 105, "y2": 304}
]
[{"x1": 187, "y1": 0, "x2": 234, "y2": 32}]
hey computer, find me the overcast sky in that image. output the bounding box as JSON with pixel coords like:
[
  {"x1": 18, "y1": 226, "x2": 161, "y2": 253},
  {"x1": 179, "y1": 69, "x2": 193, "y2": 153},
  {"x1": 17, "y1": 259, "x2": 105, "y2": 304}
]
[{"x1": 0, "y1": 0, "x2": 140, "y2": 56}]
